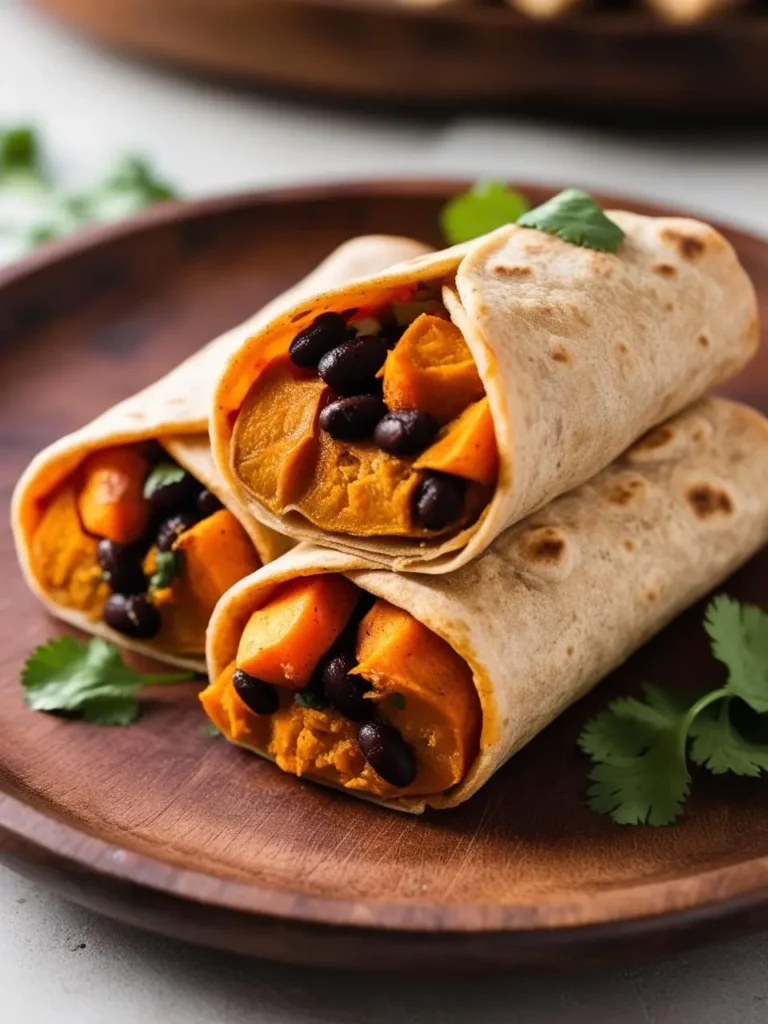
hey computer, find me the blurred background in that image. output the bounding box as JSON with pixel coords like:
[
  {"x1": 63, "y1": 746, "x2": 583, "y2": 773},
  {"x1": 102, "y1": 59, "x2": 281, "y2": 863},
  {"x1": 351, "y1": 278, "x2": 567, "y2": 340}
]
[{"x1": 1, "y1": 0, "x2": 767, "y2": 269}]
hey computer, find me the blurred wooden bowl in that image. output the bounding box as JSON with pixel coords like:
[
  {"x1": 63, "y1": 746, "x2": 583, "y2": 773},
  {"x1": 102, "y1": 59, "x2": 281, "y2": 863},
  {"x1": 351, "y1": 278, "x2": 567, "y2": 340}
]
[{"x1": 31, "y1": 0, "x2": 768, "y2": 118}]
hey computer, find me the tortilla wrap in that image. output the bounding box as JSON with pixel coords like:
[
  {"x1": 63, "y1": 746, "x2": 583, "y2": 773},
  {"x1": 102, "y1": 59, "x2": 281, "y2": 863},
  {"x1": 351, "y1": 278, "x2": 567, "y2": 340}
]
[
  {"x1": 212, "y1": 211, "x2": 758, "y2": 574},
  {"x1": 12, "y1": 234, "x2": 431, "y2": 671},
  {"x1": 206, "y1": 397, "x2": 768, "y2": 812}
]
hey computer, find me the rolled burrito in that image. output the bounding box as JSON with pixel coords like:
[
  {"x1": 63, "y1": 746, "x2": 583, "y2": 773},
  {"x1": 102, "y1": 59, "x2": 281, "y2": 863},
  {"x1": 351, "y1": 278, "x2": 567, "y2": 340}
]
[
  {"x1": 203, "y1": 397, "x2": 768, "y2": 811},
  {"x1": 211, "y1": 210, "x2": 758, "y2": 574},
  {"x1": 12, "y1": 234, "x2": 431, "y2": 671}
]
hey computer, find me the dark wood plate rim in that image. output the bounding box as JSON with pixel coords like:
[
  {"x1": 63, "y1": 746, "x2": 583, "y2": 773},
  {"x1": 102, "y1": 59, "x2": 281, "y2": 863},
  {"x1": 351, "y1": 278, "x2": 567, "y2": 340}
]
[{"x1": 3, "y1": 179, "x2": 768, "y2": 949}]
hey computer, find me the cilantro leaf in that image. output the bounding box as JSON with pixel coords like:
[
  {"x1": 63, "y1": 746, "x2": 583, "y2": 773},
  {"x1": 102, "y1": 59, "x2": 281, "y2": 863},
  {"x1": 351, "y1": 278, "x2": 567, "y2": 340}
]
[
  {"x1": 22, "y1": 636, "x2": 194, "y2": 725},
  {"x1": 579, "y1": 684, "x2": 691, "y2": 825},
  {"x1": 517, "y1": 189, "x2": 625, "y2": 253},
  {"x1": 441, "y1": 181, "x2": 530, "y2": 245},
  {"x1": 149, "y1": 550, "x2": 183, "y2": 592},
  {"x1": 704, "y1": 595, "x2": 768, "y2": 713},
  {"x1": 0, "y1": 126, "x2": 46, "y2": 188},
  {"x1": 202, "y1": 720, "x2": 222, "y2": 737},
  {"x1": 578, "y1": 684, "x2": 691, "y2": 761},
  {"x1": 689, "y1": 701, "x2": 768, "y2": 777},
  {"x1": 143, "y1": 461, "x2": 185, "y2": 500},
  {"x1": 586, "y1": 730, "x2": 690, "y2": 827}
]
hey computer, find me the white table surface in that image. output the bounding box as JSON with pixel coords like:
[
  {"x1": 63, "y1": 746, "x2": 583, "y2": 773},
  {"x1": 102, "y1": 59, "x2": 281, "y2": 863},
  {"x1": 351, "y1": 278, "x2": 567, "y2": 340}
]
[{"x1": 3, "y1": 1, "x2": 768, "y2": 1019}]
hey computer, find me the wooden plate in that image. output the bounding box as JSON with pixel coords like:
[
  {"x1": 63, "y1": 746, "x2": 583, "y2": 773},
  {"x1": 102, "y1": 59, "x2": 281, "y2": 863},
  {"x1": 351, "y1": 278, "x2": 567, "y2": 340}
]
[
  {"x1": 31, "y1": 0, "x2": 768, "y2": 118},
  {"x1": 2, "y1": 181, "x2": 768, "y2": 970}
]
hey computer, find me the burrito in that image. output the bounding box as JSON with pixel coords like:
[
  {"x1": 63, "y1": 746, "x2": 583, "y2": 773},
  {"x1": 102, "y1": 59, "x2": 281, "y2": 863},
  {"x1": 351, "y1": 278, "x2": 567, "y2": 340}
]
[
  {"x1": 12, "y1": 234, "x2": 431, "y2": 671},
  {"x1": 203, "y1": 398, "x2": 768, "y2": 811},
  {"x1": 211, "y1": 209, "x2": 758, "y2": 574}
]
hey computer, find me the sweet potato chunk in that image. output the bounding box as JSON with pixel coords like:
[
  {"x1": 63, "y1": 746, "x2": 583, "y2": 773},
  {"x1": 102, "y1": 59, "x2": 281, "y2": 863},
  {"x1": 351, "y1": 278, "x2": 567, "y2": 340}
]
[
  {"x1": 232, "y1": 358, "x2": 328, "y2": 510},
  {"x1": 414, "y1": 398, "x2": 499, "y2": 486},
  {"x1": 174, "y1": 509, "x2": 261, "y2": 615},
  {"x1": 31, "y1": 483, "x2": 110, "y2": 617},
  {"x1": 353, "y1": 599, "x2": 481, "y2": 794},
  {"x1": 382, "y1": 314, "x2": 485, "y2": 424},
  {"x1": 77, "y1": 447, "x2": 152, "y2": 543},
  {"x1": 236, "y1": 575, "x2": 359, "y2": 688}
]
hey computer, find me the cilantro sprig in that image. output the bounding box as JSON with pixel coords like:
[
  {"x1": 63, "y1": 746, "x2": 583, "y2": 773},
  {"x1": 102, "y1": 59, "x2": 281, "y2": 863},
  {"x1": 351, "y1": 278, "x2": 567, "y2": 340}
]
[
  {"x1": 0, "y1": 125, "x2": 177, "y2": 259},
  {"x1": 22, "y1": 636, "x2": 195, "y2": 726},
  {"x1": 143, "y1": 461, "x2": 186, "y2": 499},
  {"x1": 149, "y1": 550, "x2": 183, "y2": 592},
  {"x1": 441, "y1": 184, "x2": 624, "y2": 254},
  {"x1": 579, "y1": 596, "x2": 768, "y2": 826}
]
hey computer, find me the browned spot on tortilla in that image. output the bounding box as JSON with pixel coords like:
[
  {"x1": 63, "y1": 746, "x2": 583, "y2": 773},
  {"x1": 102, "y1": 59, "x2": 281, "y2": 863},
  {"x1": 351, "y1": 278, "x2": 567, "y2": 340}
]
[
  {"x1": 653, "y1": 263, "x2": 677, "y2": 278},
  {"x1": 608, "y1": 476, "x2": 646, "y2": 505},
  {"x1": 687, "y1": 483, "x2": 734, "y2": 518},
  {"x1": 521, "y1": 526, "x2": 568, "y2": 564},
  {"x1": 616, "y1": 341, "x2": 629, "y2": 356},
  {"x1": 637, "y1": 424, "x2": 675, "y2": 452},
  {"x1": 521, "y1": 241, "x2": 547, "y2": 256},
  {"x1": 623, "y1": 539, "x2": 636, "y2": 552},
  {"x1": 493, "y1": 263, "x2": 532, "y2": 278},
  {"x1": 661, "y1": 228, "x2": 706, "y2": 261},
  {"x1": 664, "y1": 301, "x2": 675, "y2": 312},
  {"x1": 698, "y1": 333, "x2": 710, "y2": 348},
  {"x1": 551, "y1": 345, "x2": 570, "y2": 364},
  {"x1": 645, "y1": 589, "x2": 658, "y2": 603},
  {"x1": 566, "y1": 645, "x2": 575, "y2": 657}
]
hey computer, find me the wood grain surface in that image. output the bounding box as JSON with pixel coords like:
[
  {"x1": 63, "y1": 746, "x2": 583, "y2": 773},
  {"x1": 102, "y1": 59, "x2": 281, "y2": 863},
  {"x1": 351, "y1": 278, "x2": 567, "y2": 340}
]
[
  {"x1": 30, "y1": 0, "x2": 768, "y2": 118},
  {"x1": 2, "y1": 182, "x2": 768, "y2": 969}
]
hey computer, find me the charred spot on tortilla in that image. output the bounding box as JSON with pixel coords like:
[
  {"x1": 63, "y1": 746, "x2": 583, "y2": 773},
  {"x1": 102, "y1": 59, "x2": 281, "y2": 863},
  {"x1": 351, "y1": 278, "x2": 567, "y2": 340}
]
[
  {"x1": 607, "y1": 474, "x2": 646, "y2": 506},
  {"x1": 664, "y1": 301, "x2": 675, "y2": 312},
  {"x1": 623, "y1": 539, "x2": 636, "y2": 552},
  {"x1": 698, "y1": 334, "x2": 710, "y2": 348},
  {"x1": 490, "y1": 262, "x2": 533, "y2": 279},
  {"x1": 686, "y1": 483, "x2": 734, "y2": 518},
  {"x1": 652, "y1": 263, "x2": 678, "y2": 278},
  {"x1": 551, "y1": 345, "x2": 571, "y2": 364},
  {"x1": 520, "y1": 526, "x2": 568, "y2": 563},
  {"x1": 645, "y1": 588, "x2": 658, "y2": 603},
  {"x1": 660, "y1": 227, "x2": 707, "y2": 261}
]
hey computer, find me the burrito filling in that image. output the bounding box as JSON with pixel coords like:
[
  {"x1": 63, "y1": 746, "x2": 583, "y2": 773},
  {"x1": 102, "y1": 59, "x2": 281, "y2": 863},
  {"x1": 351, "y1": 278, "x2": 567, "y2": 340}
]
[
  {"x1": 200, "y1": 573, "x2": 481, "y2": 797},
  {"x1": 231, "y1": 285, "x2": 499, "y2": 540},
  {"x1": 29, "y1": 443, "x2": 261, "y2": 654}
]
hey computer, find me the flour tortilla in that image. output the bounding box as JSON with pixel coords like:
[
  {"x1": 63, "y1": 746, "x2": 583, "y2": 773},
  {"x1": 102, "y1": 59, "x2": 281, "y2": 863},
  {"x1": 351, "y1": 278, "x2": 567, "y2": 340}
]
[
  {"x1": 208, "y1": 398, "x2": 768, "y2": 811},
  {"x1": 213, "y1": 211, "x2": 758, "y2": 574},
  {"x1": 12, "y1": 235, "x2": 432, "y2": 671}
]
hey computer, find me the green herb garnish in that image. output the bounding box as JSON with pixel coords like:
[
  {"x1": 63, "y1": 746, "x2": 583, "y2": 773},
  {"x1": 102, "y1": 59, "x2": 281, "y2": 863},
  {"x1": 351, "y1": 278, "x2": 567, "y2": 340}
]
[
  {"x1": 143, "y1": 461, "x2": 186, "y2": 500},
  {"x1": 0, "y1": 127, "x2": 177, "y2": 258},
  {"x1": 202, "y1": 720, "x2": 222, "y2": 737},
  {"x1": 22, "y1": 636, "x2": 195, "y2": 726},
  {"x1": 518, "y1": 189, "x2": 624, "y2": 253},
  {"x1": 149, "y1": 550, "x2": 183, "y2": 591},
  {"x1": 579, "y1": 596, "x2": 768, "y2": 825},
  {"x1": 295, "y1": 681, "x2": 329, "y2": 710},
  {"x1": 388, "y1": 692, "x2": 407, "y2": 710},
  {"x1": 440, "y1": 181, "x2": 530, "y2": 246}
]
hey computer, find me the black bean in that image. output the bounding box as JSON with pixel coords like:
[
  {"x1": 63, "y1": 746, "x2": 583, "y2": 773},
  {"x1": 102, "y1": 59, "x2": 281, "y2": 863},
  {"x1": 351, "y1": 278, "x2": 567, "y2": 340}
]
[
  {"x1": 196, "y1": 488, "x2": 223, "y2": 519},
  {"x1": 379, "y1": 322, "x2": 406, "y2": 348},
  {"x1": 104, "y1": 594, "x2": 161, "y2": 639},
  {"x1": 97, "y1": 540, "x2": 147, "y2": 596},
  {"x1": 320, "y1": 646, "x2": 373, "y2": 722},
  {"x1": 317, "y1": 336, "x2": 388, "y2": 396},
  {"x1": 148, "y1": 469, "x2": 199, "y2": 514},
  {"x1": 358, "y1": 721, "x2": 417, "y2": 788},
  {"x1": 319, "y1": 395, "x2": 386, "y2": 441},
  {"x1": 156, "y1": 512, "x2": 197, "y2": 552},
  {"x1": 233, "y1": 669, "x2": 279, "y2": 716},
  {"x1": 374, "y1": 410, "x2": 439, "y2": 457},
  {"x1": 289, "y1": 312, "x2": 348, "y2": 368},
  {"x1": 413, "y1": 473, "x2": 466, "y2": 531}
]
